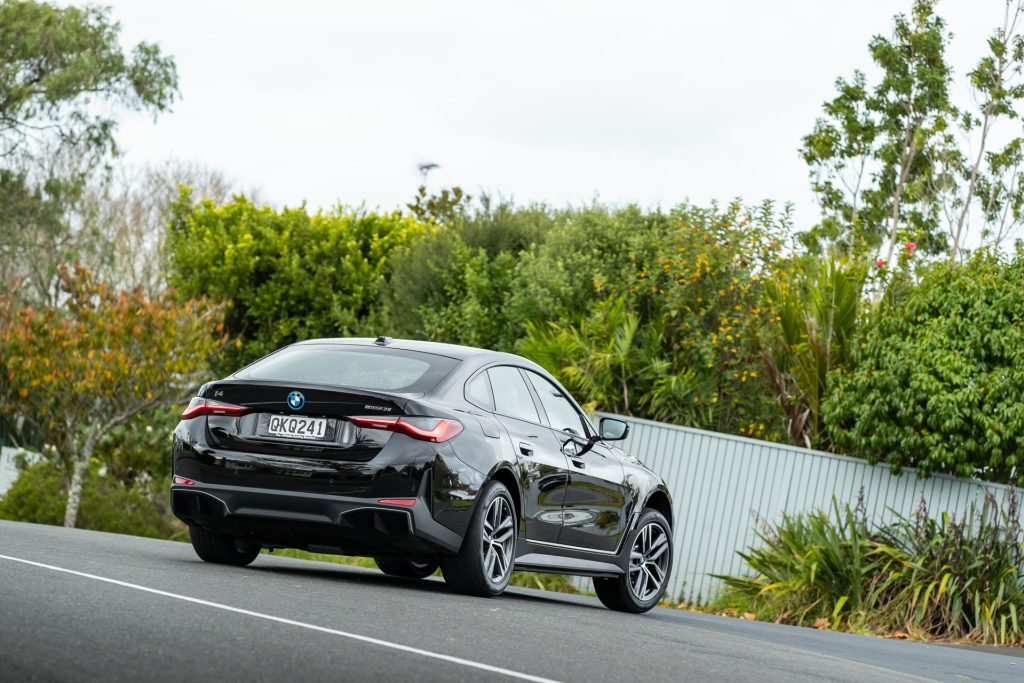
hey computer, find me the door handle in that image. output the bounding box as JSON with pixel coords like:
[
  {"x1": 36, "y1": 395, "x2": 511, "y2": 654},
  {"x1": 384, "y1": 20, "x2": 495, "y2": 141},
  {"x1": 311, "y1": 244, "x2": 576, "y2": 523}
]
[{"x1": 519, "y1": 442, "x2": 534, "y2": 456}]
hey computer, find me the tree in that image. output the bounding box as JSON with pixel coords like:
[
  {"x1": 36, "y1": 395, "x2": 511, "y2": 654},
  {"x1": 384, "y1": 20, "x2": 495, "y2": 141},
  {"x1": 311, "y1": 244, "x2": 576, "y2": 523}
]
[
  {"x1": 762, "y1": 258, "x2": 866, "y2": 449},
  {"x1": 80, "y1": 159, "x2": 247, "y2": 297},
  {"x1": 943, "y1": 0, "x2": 1024, "y2": 258},
  {"x1": 0, "y1": 0, "x2": 178, "y2": 304},
  {"x1": 0, "y1": 0, "x2": 177, "y2": 160},
  {"x1": 824, "y1": 251, "x2": 1024, "y2": 484},
  {"x1": 519, "y1": 201, "x2": 790, "y2": 439},
  {"x1": 382, "y1": 228, "x2": 523, "y2": 351},
  {"x1": 804, "y1": 0, "x2": 1024, "y2": 261},
  {"x1": 0, "y1": 265, "x2": 223, "y2": 527},
  {"x1": 167, "y1": 191, "x2": 426, "y2": 373},
  {"x1": 801, "y1": 0, "x2": 954, "y2": 259}
]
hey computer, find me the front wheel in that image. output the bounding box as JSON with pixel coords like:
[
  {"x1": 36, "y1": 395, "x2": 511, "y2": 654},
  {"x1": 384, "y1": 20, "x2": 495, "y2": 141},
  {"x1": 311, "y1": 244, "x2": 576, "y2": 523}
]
[
  {"x1": 188, "y1": 525, "x2": 260, "y2": 566},
  {"x1": 374, "y1": 557, "x2": 439, "y2": 579},
  {"x1": 594, "y1": 509, "x2": 672, "y2": 613},
  {"x1": 440, "y1": 480, "x2": 517, "y2": 597}
]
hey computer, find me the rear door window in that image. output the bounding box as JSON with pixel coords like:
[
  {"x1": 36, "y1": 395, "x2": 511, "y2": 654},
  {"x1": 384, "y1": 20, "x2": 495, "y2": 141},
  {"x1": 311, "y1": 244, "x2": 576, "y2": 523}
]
[{"x1": 488, "y1": 366, "x2": 540, "y2": 423}]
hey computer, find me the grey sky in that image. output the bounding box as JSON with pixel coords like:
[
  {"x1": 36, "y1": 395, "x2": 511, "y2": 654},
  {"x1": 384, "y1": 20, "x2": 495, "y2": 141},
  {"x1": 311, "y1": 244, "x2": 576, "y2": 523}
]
[{"x1": 108, "y1": 1, "x2": 994, "y2": 227}]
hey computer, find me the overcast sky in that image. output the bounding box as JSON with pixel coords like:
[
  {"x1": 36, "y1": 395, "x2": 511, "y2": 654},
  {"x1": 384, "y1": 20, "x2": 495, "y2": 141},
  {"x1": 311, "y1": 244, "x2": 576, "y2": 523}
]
[{"x1": 106, "y1": 1, "x2": 996, "y2": 227}]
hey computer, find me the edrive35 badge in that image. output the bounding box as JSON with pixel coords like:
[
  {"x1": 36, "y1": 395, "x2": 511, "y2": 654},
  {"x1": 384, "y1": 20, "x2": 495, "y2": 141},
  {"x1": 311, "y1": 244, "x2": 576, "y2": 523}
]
[{"x1": 286, "y1": 391, "x2": 305, "y2": 410}]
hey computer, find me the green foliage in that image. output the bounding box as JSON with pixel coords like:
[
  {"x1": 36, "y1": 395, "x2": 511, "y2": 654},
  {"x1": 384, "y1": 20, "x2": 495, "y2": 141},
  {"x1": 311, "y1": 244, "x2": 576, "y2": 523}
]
[
  {"x1": 801, "y1": 0, "x2": 953, "y2": 259},
  {"x1": 0, "y1": 0, "x2": 178, "y2": 160},
  {"x1": 383, "y1": 229, "x2": 522, "y2": 351},
  {"x1": 519, "y1": 201, "x2": 789, "y2": 438},
  {"x1": 520, "y1": 297, "x2": 667, "y2": 416},
  {"x1": 870, "y1": 496, "x2": 1023, "y2": 643},
  {"x1": 94, "y1": 407, "x2": 180, "y2": 484},
  {"x1": 825, "y1": 251, "x2": 1024, "y2": 484},
  {"x1": 714, "y1": 493, "x2": 1024, "y2": 645},
  {"x1": 405, "y1": 185, "x2": 469, "y2": 225},
  {"x1": 0, "y1": 460, "x2": 178, "y2": 539},
  {"x1": 714, "y1": 500, "x2": 876, "y2": 628},
  {"x1": 381, "y1": 195, "x2": 560, "y2": 352},
  {"x1": 167, "y1": 191, "x2": 426, "y2": 372},
  {"x1": 763, "y1": 258, "x2": 866, "y2": 448},
  {"x1": 510, "y1": 204, "x2": 672, "y2": 325},
  {"x1": 0, "y1": 0, "x2": 178, "y2": 304}
]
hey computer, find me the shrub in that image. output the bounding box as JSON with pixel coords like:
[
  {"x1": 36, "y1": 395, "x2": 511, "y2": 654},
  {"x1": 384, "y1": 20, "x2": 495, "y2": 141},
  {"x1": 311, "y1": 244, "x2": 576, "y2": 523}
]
[
  {"x1": 0, "y1": 460, "x2": 179, "y2": 538},
  {"x1": 715, "y1": 492, "x2": 1024, "y2": 644},
  {"x1": 825, "y1": 251, "x2": 1024, "y2": 484},
  {"x1": 519, "y1": 201, "x2": 789, "y2": 438},
  {"x1": 167, "y1": 190, "x2": 426, "y2": 372}
]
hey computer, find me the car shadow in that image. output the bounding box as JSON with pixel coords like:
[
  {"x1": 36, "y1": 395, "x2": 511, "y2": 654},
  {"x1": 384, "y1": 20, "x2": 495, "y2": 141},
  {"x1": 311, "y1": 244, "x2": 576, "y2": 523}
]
[{"x1": 229, "y1": 558, "x2": 607, "y2": 611}]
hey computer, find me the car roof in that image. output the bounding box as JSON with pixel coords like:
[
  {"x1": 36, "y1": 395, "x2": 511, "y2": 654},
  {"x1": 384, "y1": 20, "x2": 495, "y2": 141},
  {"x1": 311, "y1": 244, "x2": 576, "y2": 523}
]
[{"x1": 292, "y1": 337, "x2": 539, "y2": 368}]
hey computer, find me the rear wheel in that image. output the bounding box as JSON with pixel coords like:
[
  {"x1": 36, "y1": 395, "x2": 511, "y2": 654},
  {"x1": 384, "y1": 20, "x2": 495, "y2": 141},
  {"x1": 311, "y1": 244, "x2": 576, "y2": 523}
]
[
  {"x1": 440, "y1": 480, "x2": 516, "y2": 597},
  {"x1": 594, "y1": 509, "x2": 672, "y2": 613},
  {"x1": 374, "y1": 557, "x2": 439, "y2": 579},
  {"x1": 188, "y1": 525, "x2": 260, "y2": 566}
]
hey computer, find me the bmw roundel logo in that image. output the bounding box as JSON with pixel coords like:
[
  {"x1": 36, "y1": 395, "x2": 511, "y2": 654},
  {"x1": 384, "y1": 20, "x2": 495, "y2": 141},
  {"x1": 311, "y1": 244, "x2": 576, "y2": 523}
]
[{"x1": 286, "y1": 391, "x2": 305, "y2": 410}]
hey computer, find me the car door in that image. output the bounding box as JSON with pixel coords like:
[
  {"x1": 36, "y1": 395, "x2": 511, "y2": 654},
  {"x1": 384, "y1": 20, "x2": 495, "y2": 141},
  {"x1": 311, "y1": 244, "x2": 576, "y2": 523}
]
[
  {"x1": 485, "y1": 365, "x2": 570, "y2": 543},
  {"x1": 523, "y1": 370, "x2": 631, "y2": 553}
]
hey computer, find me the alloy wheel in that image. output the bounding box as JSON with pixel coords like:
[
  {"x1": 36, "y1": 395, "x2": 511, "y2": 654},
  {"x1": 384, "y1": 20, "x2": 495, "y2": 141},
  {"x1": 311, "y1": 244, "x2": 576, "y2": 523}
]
[
  {"x1": 628, "y1": 522, "x2": 670, "y2": 601},
  {"x1": 481, "y1": 495, "x2": 515, "y2": 583}
]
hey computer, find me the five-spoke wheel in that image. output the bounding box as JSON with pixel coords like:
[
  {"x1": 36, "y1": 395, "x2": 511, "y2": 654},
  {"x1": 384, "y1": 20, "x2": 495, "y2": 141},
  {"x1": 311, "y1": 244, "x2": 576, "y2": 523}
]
[
  {"x1": 628, "y1": 519, "x2": 670, "y2": 601},
  {"x1": 441, "y1": 480, "x2": 517, "y2": 596},
  {"x1": 481, "y1": 495, "x2": 515, "y2": 584},
  {"x1": 594, "y1": 508, "x2": 673, "y2": 613}
]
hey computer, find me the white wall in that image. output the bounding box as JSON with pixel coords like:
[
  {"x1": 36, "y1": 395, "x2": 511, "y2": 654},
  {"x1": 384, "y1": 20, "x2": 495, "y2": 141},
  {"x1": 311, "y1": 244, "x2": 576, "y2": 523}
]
[{"x1": 0, "y1": 447, "x2": 40, "y2": 497}]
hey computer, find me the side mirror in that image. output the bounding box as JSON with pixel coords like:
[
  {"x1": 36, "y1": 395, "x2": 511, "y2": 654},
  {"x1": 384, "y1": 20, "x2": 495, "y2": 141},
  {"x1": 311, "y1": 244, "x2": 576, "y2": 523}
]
[{"x1": 599, "y1": 417, "x2": 629, "y2": 441}]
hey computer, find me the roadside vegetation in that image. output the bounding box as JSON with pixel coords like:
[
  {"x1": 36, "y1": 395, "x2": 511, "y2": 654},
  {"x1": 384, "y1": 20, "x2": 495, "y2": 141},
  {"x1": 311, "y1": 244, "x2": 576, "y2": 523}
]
[
  {"x1": 0, "y1": 0, "x2": 1023, "y2": 637},
  {"x1": 713, "y1": 492, "x2": 1023, "y2": 646}
]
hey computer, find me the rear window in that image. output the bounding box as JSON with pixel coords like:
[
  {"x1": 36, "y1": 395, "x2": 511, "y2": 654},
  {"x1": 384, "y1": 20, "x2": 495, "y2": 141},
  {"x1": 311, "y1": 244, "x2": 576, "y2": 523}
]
[{"x1": 234, "y1": 344, "x2": 459, "y2": 393}]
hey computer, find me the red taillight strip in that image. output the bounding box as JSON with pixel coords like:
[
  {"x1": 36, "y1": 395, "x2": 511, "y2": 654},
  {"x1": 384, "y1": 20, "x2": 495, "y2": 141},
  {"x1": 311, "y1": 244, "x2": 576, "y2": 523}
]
[
  {"x1": 348, "y1": 416, "x2": 463, "y2": 443},
  {"x1": 172, "y1": 475, "x2": 196, "y2": 486},
  {"x1": 377, "y1": 498, "x2": 417, "y2": 507},
  {"x1": 181, "y1": 397, "x2": 250, "y2": 420}
]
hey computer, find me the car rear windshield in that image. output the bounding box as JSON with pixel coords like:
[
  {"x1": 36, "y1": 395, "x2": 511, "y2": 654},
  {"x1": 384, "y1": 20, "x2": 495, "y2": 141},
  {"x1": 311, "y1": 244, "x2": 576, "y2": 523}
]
[{"x1": 233, "y1": 344, "x2": 460, "y2": 393}]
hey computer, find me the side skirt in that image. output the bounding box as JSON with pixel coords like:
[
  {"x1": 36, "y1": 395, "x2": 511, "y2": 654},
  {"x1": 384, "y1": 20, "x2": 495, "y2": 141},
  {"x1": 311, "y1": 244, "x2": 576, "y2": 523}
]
[{"x1": 512, "y1": 538, "x2": 627, "y2": 578}]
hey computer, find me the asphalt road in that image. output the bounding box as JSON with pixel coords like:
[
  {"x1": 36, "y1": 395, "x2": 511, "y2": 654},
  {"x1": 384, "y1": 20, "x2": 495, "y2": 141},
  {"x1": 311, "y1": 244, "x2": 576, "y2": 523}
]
[{"x1": 0, "y1": 521, "x2": 1019, "y2": 683}]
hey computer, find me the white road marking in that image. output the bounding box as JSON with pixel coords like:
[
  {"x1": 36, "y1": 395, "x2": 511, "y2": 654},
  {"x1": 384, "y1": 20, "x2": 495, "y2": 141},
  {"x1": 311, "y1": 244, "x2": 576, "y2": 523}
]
[{"x1": 0, "y1": 553, "x2": 561, "y2": 683}]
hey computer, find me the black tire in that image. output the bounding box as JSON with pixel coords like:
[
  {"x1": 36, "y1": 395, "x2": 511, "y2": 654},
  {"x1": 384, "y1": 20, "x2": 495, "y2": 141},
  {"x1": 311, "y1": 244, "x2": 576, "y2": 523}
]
[
  {"x1": 374, "y1": 557, "x2": 439, "y2": 579},
  {"x1": 440, "y1": 480, "x2": 517, "y2": 597},
  {"x1": 188, "y1": 524, "x2": 260, "y2": 566},
  {"x1": 594, "y1": 509, "x2": 672, "y2": 613}
]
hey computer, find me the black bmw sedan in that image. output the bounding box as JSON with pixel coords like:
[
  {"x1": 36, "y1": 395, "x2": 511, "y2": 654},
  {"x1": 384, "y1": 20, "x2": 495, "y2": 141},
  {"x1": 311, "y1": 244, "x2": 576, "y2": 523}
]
[{"x1": 171, "y1": 337, "x2": 674, "y2": 613}]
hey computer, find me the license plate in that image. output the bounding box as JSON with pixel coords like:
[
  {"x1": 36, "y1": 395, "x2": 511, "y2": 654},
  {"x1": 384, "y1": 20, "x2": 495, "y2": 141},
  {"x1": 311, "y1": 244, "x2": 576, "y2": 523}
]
[{"x1": 264, "y1": 415, "x2": 329, "y2": 441}]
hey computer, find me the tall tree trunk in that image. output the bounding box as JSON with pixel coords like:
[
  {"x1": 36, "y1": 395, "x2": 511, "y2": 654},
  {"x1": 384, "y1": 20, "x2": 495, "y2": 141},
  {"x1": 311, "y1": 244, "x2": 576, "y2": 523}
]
[{"x1": 63, "y1": 452, "x2": 88, "y2": 528}]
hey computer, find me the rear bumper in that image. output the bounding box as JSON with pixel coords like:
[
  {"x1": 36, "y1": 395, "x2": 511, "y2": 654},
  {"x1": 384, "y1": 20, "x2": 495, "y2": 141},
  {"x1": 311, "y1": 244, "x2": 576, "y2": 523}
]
[{"x1": 171, "y1": 480, "x2": 463, "y2": 557}]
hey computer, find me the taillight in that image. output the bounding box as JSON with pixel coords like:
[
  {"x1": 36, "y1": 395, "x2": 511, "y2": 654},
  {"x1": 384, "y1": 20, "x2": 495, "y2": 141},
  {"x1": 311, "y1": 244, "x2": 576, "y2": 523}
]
[
  {"x1": 181, "y1": 397, "x2": 250, "y2": 420},
  {"x1": 348, "y1": 416, "x2": 463, "y2": 443},
  {"x1": 172, "y1": 475, "x2": 196, "y2": 486}
]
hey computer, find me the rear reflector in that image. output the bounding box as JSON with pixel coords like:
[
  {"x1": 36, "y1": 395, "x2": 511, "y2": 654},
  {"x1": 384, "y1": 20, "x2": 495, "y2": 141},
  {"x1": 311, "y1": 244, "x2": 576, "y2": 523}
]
[
  {"x1": 377, "y1": 498, "x2": 417, "y2": 507},
  {"x1": 181, "y1": 397, "x2": 250, "y2": 420},
  {"x1": 172, "y1": 475, "x2": 196, "y2": 486},
  {"x1": 348, "y1": 416, "x2": 463, "y2": 443}
]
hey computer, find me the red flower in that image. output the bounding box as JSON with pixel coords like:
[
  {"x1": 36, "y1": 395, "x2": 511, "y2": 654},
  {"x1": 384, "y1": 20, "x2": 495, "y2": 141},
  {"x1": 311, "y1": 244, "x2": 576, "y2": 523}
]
[
  {"x1": 905, "y1": 242, "x2": 917, "y2": 253},
  {"x1": 875, "y1": 259, "x2": 887, "y2": 268}
]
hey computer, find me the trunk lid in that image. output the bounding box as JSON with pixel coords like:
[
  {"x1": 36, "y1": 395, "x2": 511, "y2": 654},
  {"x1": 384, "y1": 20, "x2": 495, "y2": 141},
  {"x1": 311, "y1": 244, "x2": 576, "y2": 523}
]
[{"x1": 201, "y1": 380, "x2": 407, "y2": 460}]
